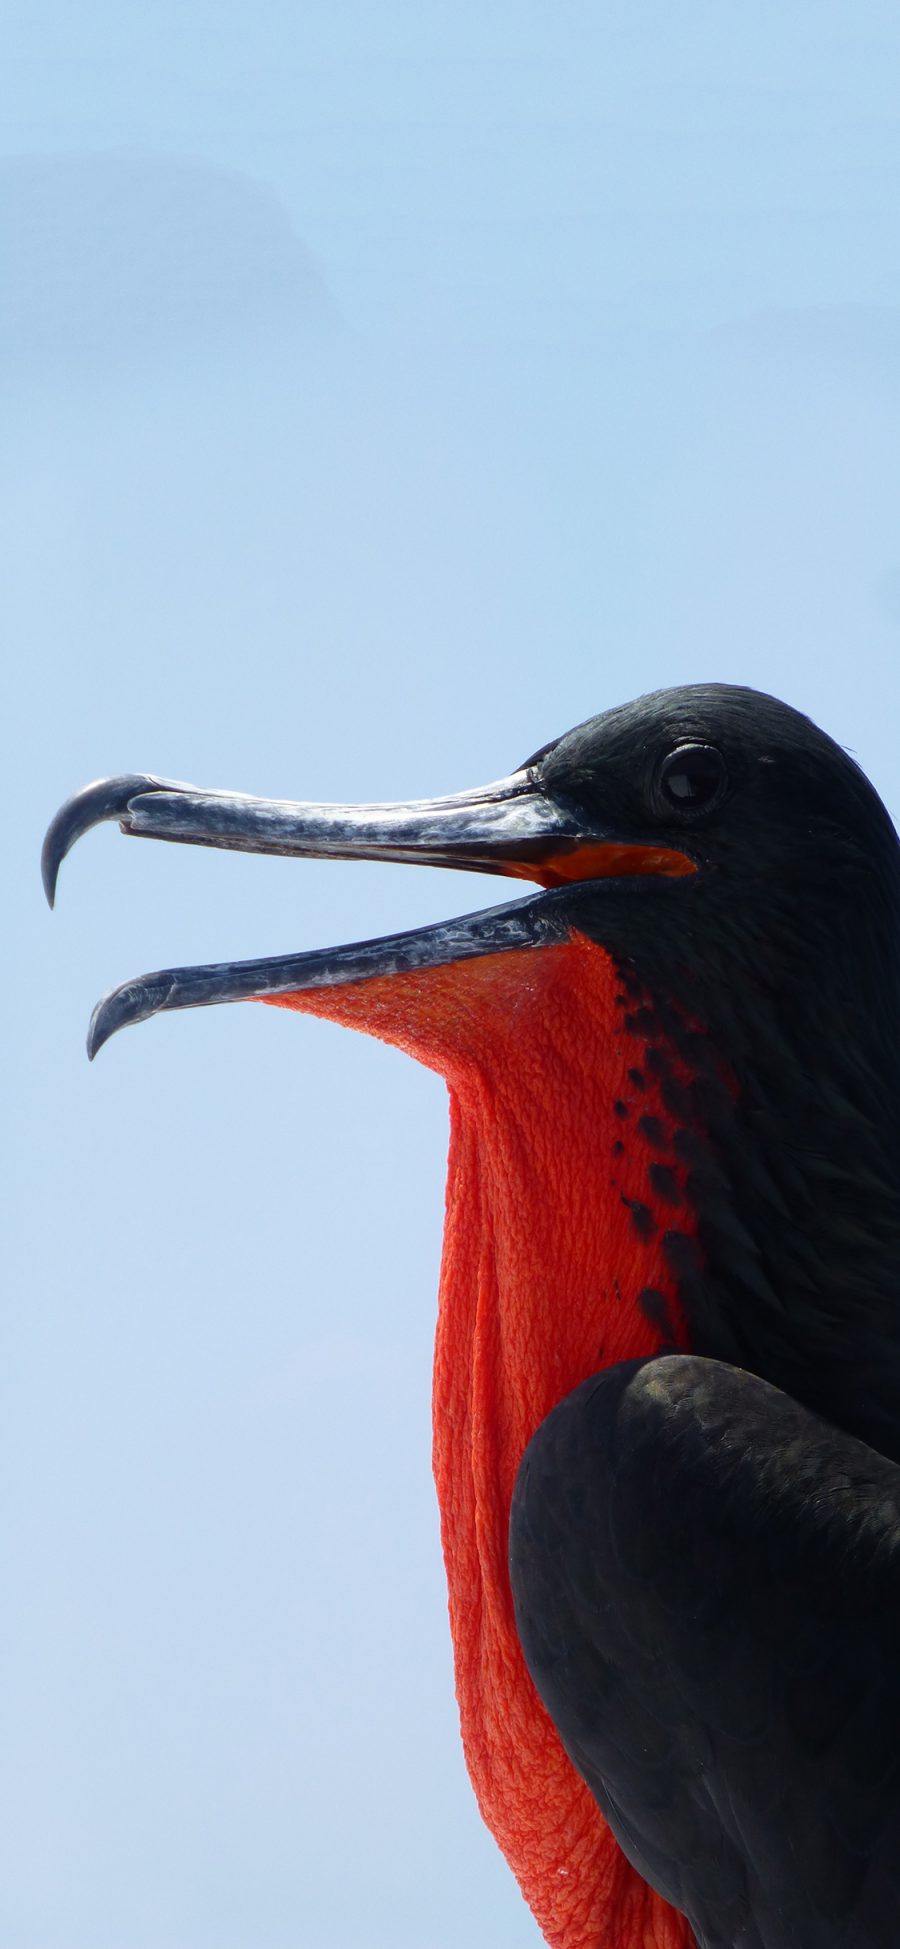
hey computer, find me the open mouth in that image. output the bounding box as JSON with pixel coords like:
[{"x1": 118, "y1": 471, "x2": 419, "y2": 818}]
[{"x1": 42, "y1": 766, "x2": 696, "y2": 1057}]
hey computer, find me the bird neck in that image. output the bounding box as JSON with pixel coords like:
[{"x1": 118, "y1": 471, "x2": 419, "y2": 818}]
[
  {"x1": 620, "y1": 910, "x2": 900, "y2": 1463},
  {"x1": 268, "y1": 936, "x2": 697, "y2": 1949},
  {"x1": 541, "y1": 836, "x2": 900, "y2": 1465}
]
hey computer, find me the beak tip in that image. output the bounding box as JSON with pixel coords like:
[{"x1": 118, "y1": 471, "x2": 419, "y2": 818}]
[
  {"x1": 86, "y1": 1002, "x2": 109, "y2": 1060},
  {"x1": 41, "y1": 831, "x2": 62, "y2": 909},
  {"x1": 87, "y1": 985, "x2": 133, "y2": 1060},
  {"x1": 41, "y1": 775, "x2": 167, "y2": 913},
  {"x1": 87, "y1": 972, "x2": 178, "y2": 1058}
]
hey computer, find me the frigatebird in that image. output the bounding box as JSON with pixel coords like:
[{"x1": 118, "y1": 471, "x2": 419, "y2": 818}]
[{"x1": 43, "y1": 684, "x2": 900, "y2": 1949}]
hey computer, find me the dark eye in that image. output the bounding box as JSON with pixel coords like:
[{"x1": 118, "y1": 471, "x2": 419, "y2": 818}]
[{"x1": 658, "y1": 743, "x2": 727, "y2": 812}]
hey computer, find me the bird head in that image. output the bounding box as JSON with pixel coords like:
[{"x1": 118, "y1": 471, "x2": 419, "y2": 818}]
[{"x1": 43, "y1": 682, "x2": 898, "y2": 1063}]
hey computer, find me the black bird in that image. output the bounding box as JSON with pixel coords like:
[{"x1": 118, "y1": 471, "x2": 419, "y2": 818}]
[{"x1": 44, "y1": 685, "x2": 900, "y2": 1949}]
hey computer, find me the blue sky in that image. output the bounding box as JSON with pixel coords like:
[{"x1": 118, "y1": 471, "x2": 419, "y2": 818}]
[{"x1": 6, "y1": 6, "x2": 900, "y2": 1945}]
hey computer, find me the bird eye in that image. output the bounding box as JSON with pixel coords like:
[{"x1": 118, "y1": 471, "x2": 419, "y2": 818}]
[{"x1": 658, "y1": 744, "x2": 727, "y2": 812}]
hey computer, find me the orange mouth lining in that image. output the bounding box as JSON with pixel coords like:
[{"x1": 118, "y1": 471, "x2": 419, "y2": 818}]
[{"x1": 505, "y1": 841, "x2": 697, "y2": 891}]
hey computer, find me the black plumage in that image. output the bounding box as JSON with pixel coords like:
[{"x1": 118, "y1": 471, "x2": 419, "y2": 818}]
[{"x1": 511, "y1": 1357, "x2": 900, "y2": 1949}]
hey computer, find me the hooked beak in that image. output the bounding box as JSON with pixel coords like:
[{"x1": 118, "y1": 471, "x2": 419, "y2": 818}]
[{"x1": 42, "y1": 767, "x2": 695, "y2": 1056}]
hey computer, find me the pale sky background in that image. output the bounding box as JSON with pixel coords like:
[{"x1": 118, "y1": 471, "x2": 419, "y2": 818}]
[{"x1": 6, "y1": 6, "x2": 900, "y2": 1946}]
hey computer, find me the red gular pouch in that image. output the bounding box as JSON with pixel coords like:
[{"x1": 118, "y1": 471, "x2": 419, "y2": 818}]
[{"x1": 263, "y1": 931, "x2": 698, "y2": 1949}]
